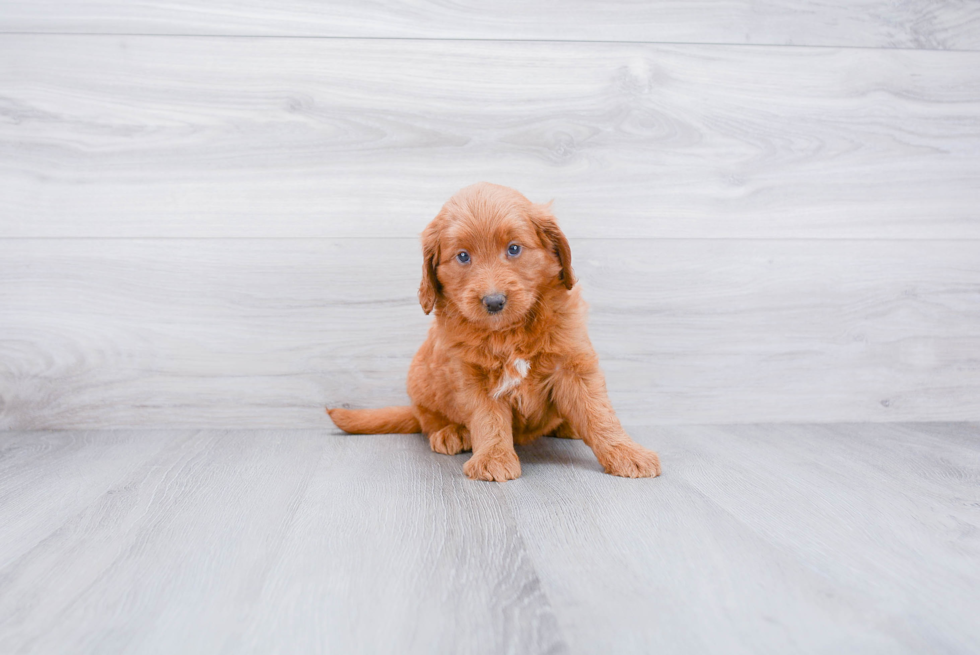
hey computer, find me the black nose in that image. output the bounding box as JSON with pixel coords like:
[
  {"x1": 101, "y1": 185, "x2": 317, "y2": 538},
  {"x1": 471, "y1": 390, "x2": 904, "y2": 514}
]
[{"x1": 482, "y1": 294, "x2": 507, "y2": 314}]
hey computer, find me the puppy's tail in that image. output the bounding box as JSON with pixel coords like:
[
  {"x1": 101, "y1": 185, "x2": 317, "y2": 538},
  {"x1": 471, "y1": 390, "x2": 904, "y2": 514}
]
[{"x1": 326, "y1": 406, "x2": 421, "y2": 434}]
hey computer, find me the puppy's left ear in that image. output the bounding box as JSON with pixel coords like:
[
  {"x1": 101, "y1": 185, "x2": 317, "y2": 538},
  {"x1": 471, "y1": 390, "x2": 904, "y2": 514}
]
[
  {"x1": 529, "y1": 202, "x2": 575, "y2": 290},
  {"x1": 418, "y1": 217, "x2": 442, "y2": 315}
]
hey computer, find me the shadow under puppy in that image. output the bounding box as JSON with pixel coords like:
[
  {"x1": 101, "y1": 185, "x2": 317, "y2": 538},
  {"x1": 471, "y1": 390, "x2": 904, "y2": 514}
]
[{"x1": 328, "y1": 182, "x2": 661, "y2": 482}]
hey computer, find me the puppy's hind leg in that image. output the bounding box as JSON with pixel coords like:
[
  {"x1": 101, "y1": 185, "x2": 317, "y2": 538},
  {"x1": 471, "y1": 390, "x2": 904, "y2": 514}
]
[
  {"x1": 416, "y1": 406, "x2": 471, "y2": 455},
  {"x1": 550, "y1": 421, "x2": 579, "y2": 440},
  {"x1": 429, "y1": 424, "x2": 471, "y2": 455}
]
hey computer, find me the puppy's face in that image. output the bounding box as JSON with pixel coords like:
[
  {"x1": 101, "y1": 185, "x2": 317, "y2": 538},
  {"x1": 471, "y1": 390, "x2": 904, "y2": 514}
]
[{"x1": 419, "y1": 183, "x2": 574, "y2": 328}]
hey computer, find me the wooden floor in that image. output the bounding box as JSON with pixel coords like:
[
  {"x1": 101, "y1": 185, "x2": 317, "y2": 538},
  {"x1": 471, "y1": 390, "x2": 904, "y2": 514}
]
[{"x1": 1, "y1": 423, "x2": 977, "y2": 654}]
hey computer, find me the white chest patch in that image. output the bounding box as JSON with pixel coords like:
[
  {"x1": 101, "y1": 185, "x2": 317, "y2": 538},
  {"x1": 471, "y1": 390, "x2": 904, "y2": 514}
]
[{"x1": 493, "y1": 358, "x2": 530, "y2": 399}]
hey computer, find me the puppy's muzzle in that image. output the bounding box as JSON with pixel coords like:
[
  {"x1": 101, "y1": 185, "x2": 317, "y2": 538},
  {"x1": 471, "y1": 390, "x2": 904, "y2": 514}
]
[{"x1": 482, "y1": 293, "x2": 507, "y2": 314}]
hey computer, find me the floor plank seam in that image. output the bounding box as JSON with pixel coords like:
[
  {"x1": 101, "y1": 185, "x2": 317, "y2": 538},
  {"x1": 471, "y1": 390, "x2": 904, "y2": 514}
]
[{"x1": 492, "y1": 484, "x2": 574, "y2": 655}]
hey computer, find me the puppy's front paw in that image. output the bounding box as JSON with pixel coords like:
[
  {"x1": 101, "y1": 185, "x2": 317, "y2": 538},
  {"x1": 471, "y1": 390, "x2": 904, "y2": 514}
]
[
  {"x1": 600, "y1": 441, "x2": 662, "y2": 478},
  {"x1": 463, "y1": 447, "x2": 521, "y2": 482},
  {"x1": 428, "y1": 424, "x2": 471, "y2": 455}
]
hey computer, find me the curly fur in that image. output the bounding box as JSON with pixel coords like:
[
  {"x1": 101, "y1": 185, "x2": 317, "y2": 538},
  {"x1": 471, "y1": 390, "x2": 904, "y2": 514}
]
[{"x1": 328, "y1": 182, "x2": 661, "y2": 481}]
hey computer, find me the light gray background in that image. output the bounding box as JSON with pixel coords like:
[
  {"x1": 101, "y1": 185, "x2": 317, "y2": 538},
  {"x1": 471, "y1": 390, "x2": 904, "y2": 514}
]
[
  {"x1": 2, "y1": 4, "x2": 980, "y2": 654},
  {"x1": 2, "y1": 1, "x2": 979, "y2": 428}
]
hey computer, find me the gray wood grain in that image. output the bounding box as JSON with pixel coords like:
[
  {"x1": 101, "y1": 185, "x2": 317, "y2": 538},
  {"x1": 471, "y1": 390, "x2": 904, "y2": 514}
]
[
  {"x1": 0, "y1": 430, "x2": 184, "y2": 568},
  {"x1": 1, "y1": 238, "x2": 978, "y2": 428},
  {"x1": 232, "y1": 433, "x2": 565, "y2": 655},
  {"x1": 3, "y1": 36, "x2": 979, "y2": 239},
  {"x1": 503, "y1": 422, "x2": 980, "y2": 653},
  {"x1": 0, "y1": 430, "x2": 566, "y2": 655},
  {"x1": 1, "y1": 1, "x2": 978, "y2": 50},
  {"x1": 1, "y1": 424, "x2": 977, "y2": 653}
]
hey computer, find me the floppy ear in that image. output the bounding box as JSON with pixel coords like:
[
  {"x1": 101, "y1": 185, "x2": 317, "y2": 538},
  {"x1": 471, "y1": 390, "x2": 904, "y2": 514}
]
[
  {"x1": 529, "y1": 202, "x2": 575, "y2": 289},
  {"x1": 418, "y1": 218, "x2": 442, "y2": 314}
]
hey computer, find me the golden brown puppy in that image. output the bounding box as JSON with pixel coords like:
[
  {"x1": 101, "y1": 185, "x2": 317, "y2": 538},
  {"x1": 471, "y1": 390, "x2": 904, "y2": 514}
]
[{"x1": 328, "y1": 182, "x2": 661, "y2": 481}]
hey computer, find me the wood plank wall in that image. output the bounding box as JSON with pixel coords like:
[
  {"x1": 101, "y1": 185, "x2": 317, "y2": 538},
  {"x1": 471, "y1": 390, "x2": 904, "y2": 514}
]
[{"x1": 1, "y1": 2, "x2": 979, "y2": 428}]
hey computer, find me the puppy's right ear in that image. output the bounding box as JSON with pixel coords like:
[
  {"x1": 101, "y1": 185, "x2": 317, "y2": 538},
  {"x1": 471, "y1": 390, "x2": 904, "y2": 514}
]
[{"x1": 418, "y1": 218, "x2": 442, "y2": 315}]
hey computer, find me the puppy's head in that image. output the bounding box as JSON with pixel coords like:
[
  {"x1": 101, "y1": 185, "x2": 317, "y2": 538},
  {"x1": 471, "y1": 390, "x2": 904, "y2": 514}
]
[{"x1": 418, "y1": 182, "x2": 575, "y2": 327}]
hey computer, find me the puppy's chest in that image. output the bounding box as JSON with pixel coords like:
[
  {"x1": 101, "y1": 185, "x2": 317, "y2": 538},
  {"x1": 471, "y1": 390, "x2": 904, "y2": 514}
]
[{"x1": 489, "y1": 355, "x2": 546, "y2": 416}]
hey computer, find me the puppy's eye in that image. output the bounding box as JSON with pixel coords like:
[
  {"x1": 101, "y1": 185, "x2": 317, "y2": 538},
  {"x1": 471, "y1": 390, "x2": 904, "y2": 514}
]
[
  {"x1": 456, "y1": 251, "x2": 471, "y2": 264},
  {"x1": 507, "y1": 243, "x2": 522, "y2": 257}
]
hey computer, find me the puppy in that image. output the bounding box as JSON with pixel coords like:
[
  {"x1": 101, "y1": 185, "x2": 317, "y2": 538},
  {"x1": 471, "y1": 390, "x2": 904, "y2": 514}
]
[{"x1": 328, "y1": 182, "x2": 661, "y2": 481}]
